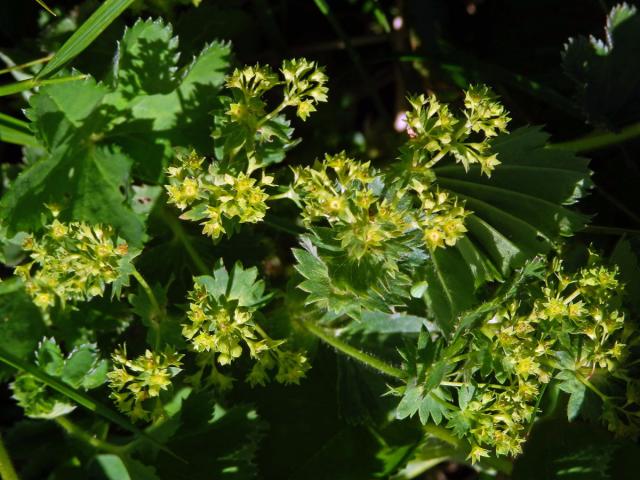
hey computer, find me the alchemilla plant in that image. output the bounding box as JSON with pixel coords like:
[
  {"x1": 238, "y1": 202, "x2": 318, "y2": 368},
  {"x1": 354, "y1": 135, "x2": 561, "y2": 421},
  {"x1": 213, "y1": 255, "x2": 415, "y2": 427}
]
[{"x1": 1, "y1": 2, "x2": 640, "y2": 479}]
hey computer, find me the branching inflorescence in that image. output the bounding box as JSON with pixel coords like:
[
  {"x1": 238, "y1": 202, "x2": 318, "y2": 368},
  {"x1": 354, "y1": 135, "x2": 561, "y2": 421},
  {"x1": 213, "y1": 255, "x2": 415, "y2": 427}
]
[
  {"x1": 398, "y1": 253, "x2": 639, "y2": 463},
  {"x1": 14, "y1": 211, "x2": 136, "y2": 313}
]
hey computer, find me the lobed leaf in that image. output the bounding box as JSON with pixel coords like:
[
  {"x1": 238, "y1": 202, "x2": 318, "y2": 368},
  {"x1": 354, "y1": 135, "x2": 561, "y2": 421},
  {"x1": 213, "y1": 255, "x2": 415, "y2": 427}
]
[{"x1": 427, "y1": 126, "x2": 591, "y2": 330}]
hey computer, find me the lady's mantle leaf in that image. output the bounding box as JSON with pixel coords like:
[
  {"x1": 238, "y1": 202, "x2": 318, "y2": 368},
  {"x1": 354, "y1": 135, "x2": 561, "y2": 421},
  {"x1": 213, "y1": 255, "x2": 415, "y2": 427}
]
[
  {"x1": 425, "y1": 126, "x2": 591, "y2": 331},
  {"x1": 0, "y1": 21, "x2": 230, "y2": 244},
  {"x1": 562, "y1": 3, "x2": 640, "y2": 128},
  {"x1": 0, "y1": 279, "x2": 46, "y2": 381}
]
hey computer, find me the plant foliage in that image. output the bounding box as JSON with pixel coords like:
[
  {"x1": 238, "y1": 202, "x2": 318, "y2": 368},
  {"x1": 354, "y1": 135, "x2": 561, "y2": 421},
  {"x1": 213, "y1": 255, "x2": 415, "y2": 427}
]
[{"x1": 1, "y1": 2, "x2": 640, "y2": 479}]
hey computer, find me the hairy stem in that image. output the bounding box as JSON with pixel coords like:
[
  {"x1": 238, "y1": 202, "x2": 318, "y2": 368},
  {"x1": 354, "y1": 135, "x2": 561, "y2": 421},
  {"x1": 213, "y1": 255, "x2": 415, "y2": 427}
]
[
  {"x1": 54, "y1": 417, "x2": 126, "y2": 455},
  {"x1": 551, "y1": 121, "x2": 640, "y2": 152},
  {"x1": 300, "y1": 319, "x2": 406, "y2": 379},
  {"x1": 0, "y1": 435, "x2": 19, "y2": 480}
]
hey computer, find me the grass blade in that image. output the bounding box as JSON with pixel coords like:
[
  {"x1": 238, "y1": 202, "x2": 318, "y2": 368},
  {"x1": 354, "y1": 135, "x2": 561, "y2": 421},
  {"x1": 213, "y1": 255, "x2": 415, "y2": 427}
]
[
  {"x1": 37, "y1": 0, "x2": 134, "y2": 79},
  {"x1": 0, "y1": 74, "x2": 87, "y2": 97},
  {"x1": 34, "y1": 0, "x2": 57, "y2": 16},
  {"x1": 0, "y1": 113, "x2": 39, "y2": 147}
]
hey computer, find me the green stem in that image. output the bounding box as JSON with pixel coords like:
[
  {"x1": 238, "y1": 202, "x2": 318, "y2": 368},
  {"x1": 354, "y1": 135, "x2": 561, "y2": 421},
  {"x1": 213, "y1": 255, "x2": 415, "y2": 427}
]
[
  {"x1": 0, "y1": 74, "x2": 88, "y2": 97},
  {"x1": 263, "y1": 217, "x2": 304, "y2": 236},
  {"x1": 257, "y1": 100, "x2": 290, "y2": 128},
  {"x1": 34, "y1": 0, "x2": 57, "y2": 16},
  {"x1": 300, "y1": 319, "x2": 406, "y2": 379},
  {"x1": 424, "y1": 424, "x2": 460, "y2": 448},
  {"x1": 54, "y1": 417, "x2": 125, "y2": 455},
  {"x1": 268, "y1": 191, "x2": 295, "y2": 201},
  {"x1": 159, "y1": 208, "x2": 209, "y2": 275},
  {"x1": 440, "y1": 380, "x2": 507, "y2": 390},
  {"x1": 576, "y1": 373, "x2": 610, "y2": 402},
  {"x1": 551, "y1": 121, "x2": 640, "y2": 152},
  {"x1": 0, "y1": 435, "x2": 19, "y2": 480},
  {"x1": 131, "y1": 267, "x2": 163, "y2": 348},
  {"x1": 0, "y1": 54, "x2": 53, "y2": 75},
  {"x1": 131, "y1": 268, "x2": 161, "y2": 314}
]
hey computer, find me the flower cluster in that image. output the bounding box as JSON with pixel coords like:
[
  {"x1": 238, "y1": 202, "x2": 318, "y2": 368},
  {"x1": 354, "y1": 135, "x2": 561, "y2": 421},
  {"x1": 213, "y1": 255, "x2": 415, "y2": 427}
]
[
  {"x1": 402, "y1": 85, "x2": 510, "y2": 177},
  {"x1": 167, "y1": 58, "x2": 328, "y2": 241},
  {"x1": 184, "y1": 282, "x2": 260, "y2": 364},
  {"x1": 183, "y1": 262, "x2": 309, "y2": 388},
  {"x1": 165, "y1": 150, "x2": 272, "y2": 240},
  {"x1": 293, "y1": 152, "x2": 471, "y2": 262},
  {"x1": 412, "y1": 185, "x2": 469, "y2": 250},
  {"x1": 225, "y1": 59, "x2": 328, "y2": 124},
  {"x1": 280, "y1": 58, "x2": 329, "y2": 120},
  {"x1": 107, "y1": 347, "x2": 183, "y2": 422},
  {"x1": 434, "y1": 253, "x2": 637, "y2": 461},
  {"x1": 15, "y1": 218, "x2": 130, "y2": 312},
  {"x1": 293, "y1": 152, "x2": 413, "y2": 264},
  {"x1": 291, "y1": 152, "x2": 474, "y2": 316},
  {"x1": 213, "y1": 58, "x2": 328, "y2": 175}
]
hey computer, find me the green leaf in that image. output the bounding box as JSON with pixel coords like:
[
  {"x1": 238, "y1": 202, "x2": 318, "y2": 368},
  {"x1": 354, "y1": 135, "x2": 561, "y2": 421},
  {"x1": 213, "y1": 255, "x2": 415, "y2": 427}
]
[
  {"x1": 61, "y1": 344, "x2": 108, "y2": 390},
  {"x1": 95, "y1": 455, "x2": 160, "y2": 480},
  {"x1": 115, "y1": 18, "x2": 181, "y2": 97},
  {"x1": 396, "y1": 381, "x2": 422, "y2": 420},
  {"x1": 562, "y1": 3, "x2": 640, "y2": 128},
  {"x1": 428, "y1": 126, "x2": 590, "y2": 331},
  {"x1": 0, "y1": 113, "x2": 39, "y2": 147},
  {"x1": 512, "y1": 418, "x2": 639, "y2": 480},
  {"x1": 244, "y1": 348, "x2": 420, "y2": 479},
  {"x1": 346, "y1": 311, "x2": 428, "y2": 335},
  {"x1": 293, "y1": 243, "x2": 362, "y2": 317},
  {"x1": 0, "y1": 279, "x2": 46, "y2": 381},
  {"x1": 37, "y1": 0, "x2": 135, "y2": 79},
  {"x1": 1, "y1": 77, "x2": 145, "y2": 244},
  {"x1": 567, "y1": 387, "x2": 586, "y2": 422},
  {"x1": 293, "y1": 235, "x2": 399, "y2": 318},
  {"x1": 610, "y1": 236, "x2": 640, "y2": 313},
  {"x1": 95, "y1": 455, "x2": 131, "y2": 480},
  {"x1": 194, "y1": 259, "x2": 272, "y2": 309},
  {"x1": 150, "y1": 391, "x2": 266, "y2": 480},
  {"x1": 35, "y1": 338, "x2": 65, "y2": 377},
  {"x1": 107, "y1": 38, "x2": 230, "y2": 181},
  {"x1": 424, "y1": 361, "x2": 447, "y2": 393},
  {"x1": 11, "y1": 338, "x2": 108, "y2": 419},
  {"x1": 1, "y1": 143, "x2": 145, "y2": 244},
  {"x1": 418, "y1": 390, "x2": 449, "y2": 425},
  {"x1": 423, "y1": 246, "x2": 476, "y2": 335}
]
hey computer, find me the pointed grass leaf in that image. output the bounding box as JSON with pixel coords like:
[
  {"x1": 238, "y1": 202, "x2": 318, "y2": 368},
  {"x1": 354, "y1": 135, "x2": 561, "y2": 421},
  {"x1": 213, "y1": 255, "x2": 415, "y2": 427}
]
[
  {"x1": 37, "y1": 0, "x2": 135, "y2": 79},
  {"x1": 0, "y1": 113, "x2": 39, "y2": 147}
]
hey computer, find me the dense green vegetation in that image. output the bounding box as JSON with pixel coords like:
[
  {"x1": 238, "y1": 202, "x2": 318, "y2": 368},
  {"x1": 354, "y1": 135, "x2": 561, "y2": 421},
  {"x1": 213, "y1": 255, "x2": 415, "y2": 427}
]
[{"x1": 1, "y1": 1, "x2": 640, "y2": 479}]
